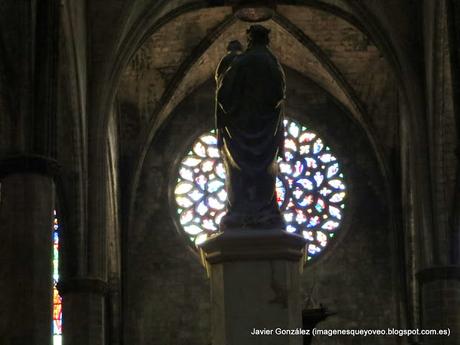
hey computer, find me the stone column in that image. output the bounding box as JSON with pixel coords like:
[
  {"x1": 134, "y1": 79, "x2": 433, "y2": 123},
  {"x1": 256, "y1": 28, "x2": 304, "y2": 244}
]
[
  {"x1": 57, "y1": 278, "x2": 107, "y2": 345},
  {"x1": 417, "y1": 266, "x2": 460, "y2": 344},
  {"x1": 0, "y1": 156, "x2": 57, "y2": 345},
  {"x1": 200, "y1": 229, "x2": 306, "y2": 345},
  {"x1": 107, "y1": 277, "x2": 122, "y2": 345}
]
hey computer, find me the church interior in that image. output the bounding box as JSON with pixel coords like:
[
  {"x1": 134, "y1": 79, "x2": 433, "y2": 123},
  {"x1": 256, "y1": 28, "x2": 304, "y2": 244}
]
[{"x1": 0, "y1": 1, "x2": 459, "y2": 344}]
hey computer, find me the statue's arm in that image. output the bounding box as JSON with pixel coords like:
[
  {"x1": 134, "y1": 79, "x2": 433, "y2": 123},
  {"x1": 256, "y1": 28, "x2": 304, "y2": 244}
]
[
  {"x1": 217, "y1": 57, "x2": 245, "y2": 115},
  {"x1": 215, "y1": 55, "x2": 242, "y2": 148},
  {"x1": 275, "y1": 62, "x2": 286, "y2": 159}
]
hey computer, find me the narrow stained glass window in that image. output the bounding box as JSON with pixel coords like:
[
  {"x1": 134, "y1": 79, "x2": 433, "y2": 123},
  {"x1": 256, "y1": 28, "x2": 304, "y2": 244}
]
[
  {"x1": 174, "y1": 118, "x2": 347, "y2": 261},
  {"x1": 52, "y1": 210, "x2": 62, "y2": 345}
]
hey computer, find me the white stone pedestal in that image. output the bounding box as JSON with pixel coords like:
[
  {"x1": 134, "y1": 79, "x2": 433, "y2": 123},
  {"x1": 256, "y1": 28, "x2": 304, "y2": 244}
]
[{"x1": 200, "y1": 229, "x2": 306, "y2": 345}]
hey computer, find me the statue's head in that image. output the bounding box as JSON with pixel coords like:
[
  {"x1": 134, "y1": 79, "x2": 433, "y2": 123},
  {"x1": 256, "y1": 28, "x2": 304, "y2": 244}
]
[
  {"x1": 246, "y1": 24, "x2": 270, "y2": 47},
  {"x1": 227, "y1": 40, "x2": 243, "y2": 52}
]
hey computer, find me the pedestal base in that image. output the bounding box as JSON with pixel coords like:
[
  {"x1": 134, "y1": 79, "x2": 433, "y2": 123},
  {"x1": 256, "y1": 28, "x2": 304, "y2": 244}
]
[{"x1": 200, "y1": 229, "x2": 306, "y2": 345}]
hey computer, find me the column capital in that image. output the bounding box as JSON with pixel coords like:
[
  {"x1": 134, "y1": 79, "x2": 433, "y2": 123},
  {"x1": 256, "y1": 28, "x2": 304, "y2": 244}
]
[
  {"x1": 0, "y1": 154, "x2": 60, "y2": 178},
  {"x1": 57, "y1": 277, "x2": 108, "y2": 296},
  {"x1": 416, "y1": 265, "x2": 460, "y2": 284},
  {"x1": 199, "y1": 229, "x2": 306, "y2": 269}
]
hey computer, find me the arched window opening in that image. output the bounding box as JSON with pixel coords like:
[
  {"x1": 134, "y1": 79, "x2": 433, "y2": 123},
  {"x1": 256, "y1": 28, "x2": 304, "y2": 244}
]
[
  {"x1": 52, "y1": 210, "x2": 62, "y2": 345},
  {"x1": 174, "y1": 118, "x2": 347, "y2": 261}
]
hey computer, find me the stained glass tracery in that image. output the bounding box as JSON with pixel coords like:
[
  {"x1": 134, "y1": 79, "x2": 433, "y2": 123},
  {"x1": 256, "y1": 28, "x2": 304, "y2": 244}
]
[
  {"x1": 174, "y1": 118, "x2": 347, "y2": 260},
  {"x1": 52, "y1": 210, "x2": 62, "y2": 345}
]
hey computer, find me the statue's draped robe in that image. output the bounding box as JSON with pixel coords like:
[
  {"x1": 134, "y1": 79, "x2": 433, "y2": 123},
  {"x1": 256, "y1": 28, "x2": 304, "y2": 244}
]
[
  {"x1": 216, "y1": 45, "x2": 286, "y2": 229},
  {"x1": 215, "y1": 51, "x2": 240, "y2": 148}
]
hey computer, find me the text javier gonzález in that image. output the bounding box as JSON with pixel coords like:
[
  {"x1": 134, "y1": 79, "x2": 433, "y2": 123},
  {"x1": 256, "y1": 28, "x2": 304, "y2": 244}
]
[{"x1": 251, "y1": 328, "x2": 309, "y2": 336}]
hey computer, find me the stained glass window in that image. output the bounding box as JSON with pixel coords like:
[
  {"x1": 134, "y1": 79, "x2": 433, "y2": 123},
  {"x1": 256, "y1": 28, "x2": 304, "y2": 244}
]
[
  {"x1": 52, "y1": 210, "x2": 62, "y2": 345},
  {"x1": 174, "y1": 118, "x2": 347, "y2": 261}
]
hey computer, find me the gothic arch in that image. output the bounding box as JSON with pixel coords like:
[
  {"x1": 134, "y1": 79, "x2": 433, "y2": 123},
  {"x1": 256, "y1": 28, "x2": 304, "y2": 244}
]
[{"x1": 117, "y1": 6, "x2": 400, "y2": 239}]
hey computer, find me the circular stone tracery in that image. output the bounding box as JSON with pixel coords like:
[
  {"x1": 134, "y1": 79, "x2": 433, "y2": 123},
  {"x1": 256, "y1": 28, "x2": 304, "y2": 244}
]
[{"x1": 174, "y1": 118, "x2": 346, "y2": 260}]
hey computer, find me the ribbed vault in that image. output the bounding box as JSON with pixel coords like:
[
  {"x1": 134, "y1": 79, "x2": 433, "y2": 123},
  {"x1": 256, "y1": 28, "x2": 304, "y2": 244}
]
[{"x1": 117, "y1": 4, "x2": 398, "y2": 208}]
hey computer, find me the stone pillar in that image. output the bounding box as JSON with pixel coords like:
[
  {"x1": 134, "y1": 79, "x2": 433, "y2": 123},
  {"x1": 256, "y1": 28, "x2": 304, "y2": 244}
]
[
  {"x1": 58, "y1": 278, "x2": 107, "y2": 345},
  {"x1": 417, "y1": 266, "x2": 460, "y2": 344},
  {"x1": 0, "y1": 156, "x2": 57, "y2": 345},
  {"x1": 200, "y1": 229, "x2": 306, "y2": 345},
  {"x1": 107, "y1": 277, "x2": 122, "y2": 345}
]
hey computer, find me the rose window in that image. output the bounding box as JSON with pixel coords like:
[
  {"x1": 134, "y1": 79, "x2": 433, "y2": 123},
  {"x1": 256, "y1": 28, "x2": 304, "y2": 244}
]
[{"x1": 174, "y1": 118, "x2": 347, "y2": 261}]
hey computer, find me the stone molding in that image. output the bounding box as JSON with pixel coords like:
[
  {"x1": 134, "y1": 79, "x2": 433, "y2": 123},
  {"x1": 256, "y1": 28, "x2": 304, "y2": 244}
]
[
  {"x1": 199, "y1": 229, "x2": 307, "y2": 271},
  {"x1": 416, "y1": 265, "x2": 460, "y2": 284},
  {"x1": 0, "y1": 154, "x2": 60, "y2": 178},
  {"x1": 57, "y1": 277, "x2": 108, "y2": 296}
]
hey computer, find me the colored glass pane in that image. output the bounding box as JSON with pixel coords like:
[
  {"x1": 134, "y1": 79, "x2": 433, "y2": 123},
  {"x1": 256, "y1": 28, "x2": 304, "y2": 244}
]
[
  {"x1": 52, "y1": 210, "x2": 62, "y2": 345},
  {"x1": 174, "y1": 118, "x2": 347, "y2": 261}
]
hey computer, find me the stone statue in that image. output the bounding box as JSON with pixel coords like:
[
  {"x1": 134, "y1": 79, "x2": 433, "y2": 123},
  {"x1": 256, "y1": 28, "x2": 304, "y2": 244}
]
[{"x1": 215, "y1": 25, "x2": 286, "y2": 230}]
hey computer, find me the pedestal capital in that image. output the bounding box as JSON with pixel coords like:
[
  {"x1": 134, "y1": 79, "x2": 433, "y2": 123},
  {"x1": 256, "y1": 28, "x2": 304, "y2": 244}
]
[{"x1": 199, "y1": 229, "x2": 306, "y2": 272}]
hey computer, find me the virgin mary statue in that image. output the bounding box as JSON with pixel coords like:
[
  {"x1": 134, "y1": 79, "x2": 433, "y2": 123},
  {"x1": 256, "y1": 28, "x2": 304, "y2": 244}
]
[{"x1": 215, "y1": 25, "x2": 286, "y2": 230}]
